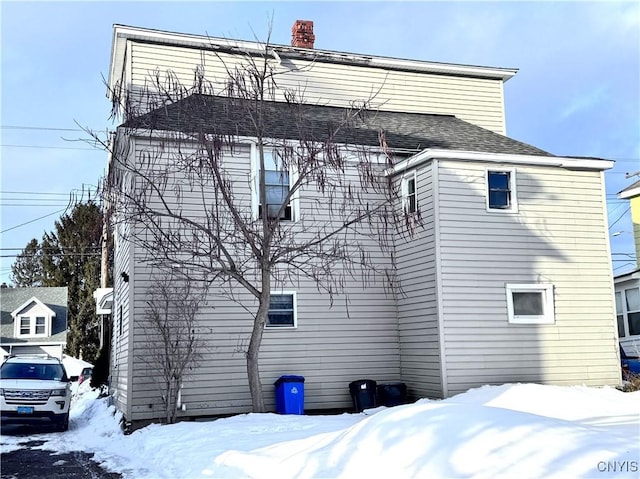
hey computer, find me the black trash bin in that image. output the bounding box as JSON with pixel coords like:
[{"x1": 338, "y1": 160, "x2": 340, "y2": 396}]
[
  {"x1": 274, "y1": 375, "x2": 305, "y2": 414},
  {"x1": 377, "y1": 382, "x2": 408, "y2": 407},
  {"x1": 349, "y1": 379, "x2": 377, "y2": 412}
]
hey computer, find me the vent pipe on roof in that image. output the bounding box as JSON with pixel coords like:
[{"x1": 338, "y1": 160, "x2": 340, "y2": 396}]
[{"x1": 291, "y1": 20, "x2": 315, "y2": 48}]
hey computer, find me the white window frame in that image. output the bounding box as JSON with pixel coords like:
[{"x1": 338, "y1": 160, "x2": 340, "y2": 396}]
[
  {"x1": 615, "y1": 291, "x2": 627, "y2": 338},
  {"x1": 16, "y1": 315, "x2": 50, "y2": 337},
  {"x1": 401, "y1": 172, "x2": 418, "y2": 214},
  {"x1": 486, "y1": 168, "x2": 518, "y2": 213},
  {"x1": 506, "y1": 283, "x2": 555, "y2": 324},
  {"x1": 251, "y1": 144, "x2": 299, "y2": 222},
  {"x1": 619, "y1": 287, "x2": 640, "y2": 337},
  {"x1": 265, "y1": 291, "x2": 298, "y2": 329}
]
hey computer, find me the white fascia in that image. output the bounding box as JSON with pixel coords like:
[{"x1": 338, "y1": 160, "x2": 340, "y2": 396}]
[
  {"x1": 614, "y1": 269, "x2": 640, "y2": 282},
  {"x1": 387, "y1": 149, "x2": 615, "y2": 176},
  {"x1": 109, "y1": 24, "x2": 518, "y2": 93},
  {"x1": 618, "y1": 183, "x2": 640, "y2": 200},
  {"x1": 11, "y1": 297, "x2": 56, "y2": 319},
  {"x1": 110, "y1": 25, "x2": 280, "y2": 93}
]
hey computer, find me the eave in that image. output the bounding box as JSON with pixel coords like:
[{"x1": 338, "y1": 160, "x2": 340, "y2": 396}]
[
  {"x1": 388, "y1": 149, "x2": 615, "y2": 176},
  {"x1": 108, "y1": 24, "x2": 518, "y2": 97}
]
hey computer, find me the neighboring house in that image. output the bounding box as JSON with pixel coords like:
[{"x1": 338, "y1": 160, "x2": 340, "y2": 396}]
[
  {"x1": 93, "y1": 287, "x2": 113, "y2": 350},
  {"x1": 106, "y1": 22, "x2": 621, "y2": 426},
  {"x1": 0, "y1": 287, "x2": 68, "y2": 360},
  {"x1": 614, "y1": 180, "x2": 640, "y2": 356}
]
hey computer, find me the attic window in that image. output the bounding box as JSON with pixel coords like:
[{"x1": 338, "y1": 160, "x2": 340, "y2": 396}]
[{"x1": 18, "y1": 316, "x2": 49, "y2": 337}]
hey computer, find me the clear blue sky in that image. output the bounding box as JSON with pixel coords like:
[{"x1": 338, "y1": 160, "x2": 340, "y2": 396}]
[{"x1": 1, "y1": 1, "x2": 638, "y2": 284}]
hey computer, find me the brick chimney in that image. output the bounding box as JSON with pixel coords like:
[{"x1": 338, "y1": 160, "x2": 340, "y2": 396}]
[{"x1": 291, "y1": 20, "x2": 315, "y2": 48}]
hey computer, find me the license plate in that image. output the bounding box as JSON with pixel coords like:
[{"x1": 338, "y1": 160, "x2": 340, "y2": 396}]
[{"x1": 17, "y1": 406, "x2": 34, "y2": 414}]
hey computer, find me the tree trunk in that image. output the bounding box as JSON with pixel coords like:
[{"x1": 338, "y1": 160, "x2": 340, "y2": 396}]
[
  {"x1": 100, "y1": 219, "x2": 109, "y2": 288},
  {"x1": 246, "y1": 295, "x2": 269, "y2": 412}
]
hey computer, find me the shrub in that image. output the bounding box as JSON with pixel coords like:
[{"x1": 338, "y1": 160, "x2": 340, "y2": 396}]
[{"x1": 90, "y1": 342, "x2": 110, "y2": 389}]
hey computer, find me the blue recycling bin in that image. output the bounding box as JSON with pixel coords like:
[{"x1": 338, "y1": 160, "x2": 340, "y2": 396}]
[{"x1": 274, "y1": 375, "x2": 305, "y2": 414}]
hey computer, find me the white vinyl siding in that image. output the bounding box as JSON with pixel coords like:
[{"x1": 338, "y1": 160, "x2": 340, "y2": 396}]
[
  {"x1": 435, "y1": 160, "x2": 620, "y2": 394},
  {"x1": 395, "y1": 163, "x2": 443, "y2": 399},
  {"x1": 123, "y1": 141, "x2": 401, "y2": 421},
  {"x1": 109, "y1": 138, "x2": 136, "y2": 418},
  {"x1": 125, "y1": 41, "x2": 507, "y2": 134}
]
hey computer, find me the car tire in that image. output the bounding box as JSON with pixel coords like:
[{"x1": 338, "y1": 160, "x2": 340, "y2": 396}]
[{"x1": 56, "y1": 413, "x2": 69, "y2": 432}]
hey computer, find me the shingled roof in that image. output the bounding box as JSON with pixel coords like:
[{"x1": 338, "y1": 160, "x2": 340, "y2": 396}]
[{"x1": 123, "y1": 94, "x2": 552, "y2": 157}]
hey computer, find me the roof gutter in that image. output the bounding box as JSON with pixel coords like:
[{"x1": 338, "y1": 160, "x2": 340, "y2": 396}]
[{"x1": 387, "y1": 149, "x2": 615, "y2": 176}]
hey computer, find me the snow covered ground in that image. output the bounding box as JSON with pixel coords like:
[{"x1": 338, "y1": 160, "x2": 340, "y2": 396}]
[{"x1": 1, "y1": 382, "x2": 638, "y2": 478}]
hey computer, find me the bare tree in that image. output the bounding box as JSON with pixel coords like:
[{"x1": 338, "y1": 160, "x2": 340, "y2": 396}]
[
  {"x1": 98, "y1": 28, "x2": 409, "y2": 412},
  {"x1": 143, "y1": 274, "x2": 207, "y2": 424}
]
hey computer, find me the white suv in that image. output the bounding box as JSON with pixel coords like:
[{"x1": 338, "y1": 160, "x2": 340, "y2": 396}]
[{"x1": 0, "y1": 355, "x2": 71, "y2": 431}]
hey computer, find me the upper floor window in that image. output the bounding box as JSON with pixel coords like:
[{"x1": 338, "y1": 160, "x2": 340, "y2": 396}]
[
  {"x1": 402, "y1": 173, "x2": 417, "y2": 214},
  {"x1": 266, "y1": 292, "x2": 297, "y2": 328},
  {"x1": 18, "y1": 316, "x2": 48, "y2": 337},
  {"x1": 487, "y1": 169, "x2": 517, "y2": 212},
  {"x1": 258, "y1": 150, "x2": 292, "y2": 221},
  {"x1": 20, "y1": 317, "x2": 30, "y2": 336}
]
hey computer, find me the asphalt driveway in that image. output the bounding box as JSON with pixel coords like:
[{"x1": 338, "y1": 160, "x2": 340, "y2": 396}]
[{"x1": 1, "y1": 424, "x2": 121, "y2": 479}]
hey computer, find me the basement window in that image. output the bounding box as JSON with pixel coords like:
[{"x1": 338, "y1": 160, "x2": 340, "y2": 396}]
[{"x1": 506, "y1": 284, "x2": 555, "y2": 324}]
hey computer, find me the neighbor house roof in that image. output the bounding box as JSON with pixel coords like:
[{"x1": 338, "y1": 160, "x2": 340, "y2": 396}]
[
  {"x1": 618, "y1": 179, "x2": 640, "y2": 200},
  {"x1": 123, "y1": 94, "x2": 552, "y2": 157},
  {"x1": 0, "y1": 287, "x2": 68, "y2": 345}
]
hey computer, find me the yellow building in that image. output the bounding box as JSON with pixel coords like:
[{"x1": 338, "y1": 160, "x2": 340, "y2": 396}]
[
  {"x1": 618, "y1": 180, "x2": 640, "y2": 265},
  {"x1": 615, "y1": 180, "x2": 640, "y2": 356}
]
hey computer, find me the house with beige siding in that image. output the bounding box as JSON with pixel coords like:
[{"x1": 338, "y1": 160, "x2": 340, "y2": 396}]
[{"x1": 105, "y1": 21, "x2": 621, "y2": 426}]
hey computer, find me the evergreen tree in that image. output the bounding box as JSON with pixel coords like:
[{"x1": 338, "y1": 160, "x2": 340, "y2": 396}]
[
  {"x1": 10, "y1": 239, "x2": 44, "y2": 286},
  {"x1": 41, "y1": 203, "x2": 104, "y2": 362}
]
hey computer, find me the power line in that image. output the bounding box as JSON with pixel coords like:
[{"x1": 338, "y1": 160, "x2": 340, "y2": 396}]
[
  {"x1": 1, "y1": 253, "x2": 102, "y2": 259},
  {"x1": 0, "y1": 191, "x2": 74, "y2": 196},
  {"x1": 0, "y1": 208, "x2": 67, "y2": 234},
  {"x1": 0, "y1": 248, "x2": 101, "y2": 251},
  {"x1": 1, "y1": 204, "x2": 71, "y2": 207},
  {"x1": 608, "y1": 206, "x2": 632, "y2": 230},
  {"x1": 1, "y1": 125, "x2": 86, "y2": 132},
  {"x1": 0, "y1": 144, "x2": 103, "y2": 152}
]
